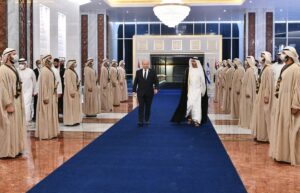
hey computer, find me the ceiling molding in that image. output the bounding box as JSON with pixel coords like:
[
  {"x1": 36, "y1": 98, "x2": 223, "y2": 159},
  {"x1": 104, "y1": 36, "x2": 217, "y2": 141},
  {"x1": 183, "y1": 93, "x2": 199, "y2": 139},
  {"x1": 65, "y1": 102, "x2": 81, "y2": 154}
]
[{"x1": 104, "y1": 0, "x2": 246, "y2": 7}]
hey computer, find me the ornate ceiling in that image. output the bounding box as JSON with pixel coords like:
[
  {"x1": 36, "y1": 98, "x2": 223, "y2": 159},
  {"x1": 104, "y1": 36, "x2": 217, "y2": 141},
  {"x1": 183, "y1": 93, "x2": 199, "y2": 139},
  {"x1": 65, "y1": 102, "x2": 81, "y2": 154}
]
[{"x1": 104, "y1": 0, "x2": 246, "y2": 7}]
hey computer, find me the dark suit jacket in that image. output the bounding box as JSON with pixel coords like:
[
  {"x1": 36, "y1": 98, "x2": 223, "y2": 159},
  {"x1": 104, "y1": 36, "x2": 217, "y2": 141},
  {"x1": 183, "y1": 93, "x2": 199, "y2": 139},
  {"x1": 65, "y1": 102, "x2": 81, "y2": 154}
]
[
  {"x1": 33, "y1": 68, "x2": 39, "y2": 80},
  {"x1": 133, "y1": 69, "x2": 159, "y2": 97}
]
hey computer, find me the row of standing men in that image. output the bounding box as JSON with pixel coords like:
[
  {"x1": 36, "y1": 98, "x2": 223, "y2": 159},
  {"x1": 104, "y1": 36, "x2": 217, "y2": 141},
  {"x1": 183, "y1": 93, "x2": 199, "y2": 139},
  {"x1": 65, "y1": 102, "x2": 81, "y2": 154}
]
[
  {"x1": 214, "y1": 46, "x2": 300, "y2": 166},
  {"x1": 0, "y1": 48, "x2": 128, "y2": 158}
]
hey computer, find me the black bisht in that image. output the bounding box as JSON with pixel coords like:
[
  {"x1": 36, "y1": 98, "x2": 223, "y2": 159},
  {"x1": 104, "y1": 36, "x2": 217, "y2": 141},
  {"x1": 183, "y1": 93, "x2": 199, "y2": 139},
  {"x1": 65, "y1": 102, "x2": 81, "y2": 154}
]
[{"x1": 171, "y1": 67, "x2": 209, "y2": 124}]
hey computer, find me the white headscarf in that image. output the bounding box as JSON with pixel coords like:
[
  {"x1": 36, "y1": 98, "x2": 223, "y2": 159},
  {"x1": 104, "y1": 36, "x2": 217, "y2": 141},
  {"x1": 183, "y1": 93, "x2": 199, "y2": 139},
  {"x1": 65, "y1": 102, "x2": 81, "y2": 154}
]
[
  {"x1": 261, "y1": 51, "x2": 272, "y2": 65},
  {"x1": 282, "y1": 46, "x2": 299, "y2": 64},
  {"x1": 246, "y1": 56, "x2": 256, "y2": 68},
  {"x1": 189, "y1": 58, "x2": 203, "y2": 76},
  {"x1": 222, "y1": 60, "x2": 227, "y2": 67},
  {"x1": 227, "y1": 59, "x2": 233, "y2": 67},
  {"x1": 111, "y1": 59, "x2": 118, "y2": 67},
  {"x1": 66, "y1": 60, "x2": 76, "y2": 69},
  {"x1": 233, "y1": 58, "x2": 242, "y2": 67},
  {"x1": 101, "y1": 58, "x2": 109, "y2": 67},
  {"x1": 2, "y1": 48, "x2": 16, "y2": 64},
  {"x1": 119, "y1": 60, "x2": 125, "y2": 67},
  {"x1": 42, "y1": 54, "x2": 52, "y2": 66},
  {"x1": 85, "y1": 58, "x2": 94, "y2": 67}
]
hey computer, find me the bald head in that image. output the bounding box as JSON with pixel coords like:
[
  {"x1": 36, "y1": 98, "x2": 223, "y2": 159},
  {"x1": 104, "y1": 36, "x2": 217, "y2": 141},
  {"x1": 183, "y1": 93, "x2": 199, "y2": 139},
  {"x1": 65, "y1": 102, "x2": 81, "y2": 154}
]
[{"x1": 142, "y1": 60, "x2": 150, "y2": 70}]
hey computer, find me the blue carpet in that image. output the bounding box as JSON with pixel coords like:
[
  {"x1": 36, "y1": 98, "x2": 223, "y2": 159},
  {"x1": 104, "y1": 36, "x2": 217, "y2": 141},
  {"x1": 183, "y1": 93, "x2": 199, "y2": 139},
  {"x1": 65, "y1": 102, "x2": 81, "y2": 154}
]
[{"x1": 28, "y1": 90, "x2": 247, "y2": 193}]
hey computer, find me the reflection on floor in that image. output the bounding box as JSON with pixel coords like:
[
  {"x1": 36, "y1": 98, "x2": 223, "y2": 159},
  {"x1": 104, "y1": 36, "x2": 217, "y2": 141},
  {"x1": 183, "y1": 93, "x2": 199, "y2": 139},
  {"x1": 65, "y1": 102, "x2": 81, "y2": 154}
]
[{"x1": 1, "y1": 93, "x2": 300, "y2": 193}]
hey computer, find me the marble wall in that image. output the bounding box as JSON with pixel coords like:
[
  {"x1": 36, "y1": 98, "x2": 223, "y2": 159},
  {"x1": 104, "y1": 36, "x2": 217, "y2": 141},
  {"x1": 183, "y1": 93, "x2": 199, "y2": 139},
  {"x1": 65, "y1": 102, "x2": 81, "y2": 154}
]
[
  {"x1": 80, "y1": 10, "x2": 109, "y2": 81},
  {"x1": 33, "y1": 0, "x2": 81, "y2": 72}
]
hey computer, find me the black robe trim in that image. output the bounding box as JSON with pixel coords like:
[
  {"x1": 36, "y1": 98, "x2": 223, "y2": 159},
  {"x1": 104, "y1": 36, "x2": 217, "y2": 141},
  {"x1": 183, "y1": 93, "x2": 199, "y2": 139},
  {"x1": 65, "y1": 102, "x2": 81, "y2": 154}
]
[{"x1": 171, "y1": 67, "x2": 209, "y2": 124}]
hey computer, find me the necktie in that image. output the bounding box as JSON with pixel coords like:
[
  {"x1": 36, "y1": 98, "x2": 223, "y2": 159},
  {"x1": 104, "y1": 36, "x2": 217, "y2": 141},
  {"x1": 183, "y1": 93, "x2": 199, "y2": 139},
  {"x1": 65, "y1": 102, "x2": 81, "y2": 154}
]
[{"x1": 144, "y1": 70, "x2": 147, "y2": 79}]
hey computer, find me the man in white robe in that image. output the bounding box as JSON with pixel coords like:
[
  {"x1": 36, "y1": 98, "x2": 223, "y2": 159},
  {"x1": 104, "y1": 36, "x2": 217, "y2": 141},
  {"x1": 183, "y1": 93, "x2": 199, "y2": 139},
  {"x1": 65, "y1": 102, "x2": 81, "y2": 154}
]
[
  {"x1": 186, "y1": 58, "x2": 206, "y2": 126},
  {"x1": 272, "y1": 52, "x2": 285, "y2": 84},
  {"x1": 18, "y1": 58, "x2": 37, "y2": 122},
  {"x1": 118, "y1": 60, "x2": 128, "y2": 102},
  {"x1": 51, "y1": 61, "x2": 62, "y2": 97}
]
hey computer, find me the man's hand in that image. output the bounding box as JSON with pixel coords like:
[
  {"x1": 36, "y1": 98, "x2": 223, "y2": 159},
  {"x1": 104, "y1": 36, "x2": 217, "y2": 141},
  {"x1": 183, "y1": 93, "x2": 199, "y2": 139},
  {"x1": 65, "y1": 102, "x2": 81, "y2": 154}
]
[
  {"x1": 58, "y1": 94, "x2": 62, "y2": 98},
  {"x1": 6, "y1": 104, "x2": 15, "y2": 113},
  {"x1": 246, "y1": 94, "x2": 250, "y2": 98},
  {"x1": 70, "y1": 93, "x2": 75, "y2": 98},
  {"x1": 43, "y1": 99, "x2": 49, "y2": 104},
  {"x1": 237, "y1": 92, "x2": 240, "y2": 95},
  {"x1": 133, "y1": 92, "x2": 137, "y2": 97},
  {"x1": 88, "y1": 88, "x2": 93, "y2": 92},
  {"x1": 154, "y1": 89, "x2": 158, "y2": 95},
  {"x1": 292, "y1": 108, "x2": 300, "y2": 115}
]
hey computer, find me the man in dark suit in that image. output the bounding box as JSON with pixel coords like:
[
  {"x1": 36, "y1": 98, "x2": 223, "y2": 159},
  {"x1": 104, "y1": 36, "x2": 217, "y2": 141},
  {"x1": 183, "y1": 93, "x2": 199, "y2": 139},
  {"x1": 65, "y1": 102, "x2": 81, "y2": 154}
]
[
  {"x1": 133, "y1": 60, "x2": 159, "y2": 127},
  {"x1": 32, "y1": 60, "x2": 41, "y2": 122}
]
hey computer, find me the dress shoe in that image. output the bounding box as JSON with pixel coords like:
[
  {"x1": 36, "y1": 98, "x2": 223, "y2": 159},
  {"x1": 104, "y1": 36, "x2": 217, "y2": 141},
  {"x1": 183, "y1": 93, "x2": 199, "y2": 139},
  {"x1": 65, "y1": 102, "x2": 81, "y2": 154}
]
[{"x1": 138, "y1": 122, "x2": 143, "y2": 127}]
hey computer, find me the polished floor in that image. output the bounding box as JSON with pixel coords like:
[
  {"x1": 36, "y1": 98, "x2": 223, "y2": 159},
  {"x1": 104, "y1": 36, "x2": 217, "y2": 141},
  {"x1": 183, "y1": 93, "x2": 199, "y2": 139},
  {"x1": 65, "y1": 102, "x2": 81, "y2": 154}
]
[{"x1": 0, "y1": 93, "x2": 300, "y2": 193}]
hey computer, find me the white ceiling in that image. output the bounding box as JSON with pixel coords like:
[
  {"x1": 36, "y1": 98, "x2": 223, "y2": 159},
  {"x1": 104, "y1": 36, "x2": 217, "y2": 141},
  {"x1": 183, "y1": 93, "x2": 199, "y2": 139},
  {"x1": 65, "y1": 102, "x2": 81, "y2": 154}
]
[{"x1": 80, "y1": 0, "x2": 300, "y2": 22}]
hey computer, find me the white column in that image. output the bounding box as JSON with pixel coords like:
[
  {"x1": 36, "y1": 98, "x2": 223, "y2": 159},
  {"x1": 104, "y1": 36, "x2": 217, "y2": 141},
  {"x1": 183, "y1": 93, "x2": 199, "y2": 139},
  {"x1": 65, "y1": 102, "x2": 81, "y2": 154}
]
[{"x1": 7, "y1": 0, "x2": 19, "y2": 54}]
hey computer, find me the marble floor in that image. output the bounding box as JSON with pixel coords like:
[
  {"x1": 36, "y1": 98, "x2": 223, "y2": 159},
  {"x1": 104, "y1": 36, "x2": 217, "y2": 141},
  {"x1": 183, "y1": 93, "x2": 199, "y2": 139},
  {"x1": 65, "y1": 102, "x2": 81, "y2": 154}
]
[{"x1": 0, "y1": 95, "x2": 300, "y2": 193}]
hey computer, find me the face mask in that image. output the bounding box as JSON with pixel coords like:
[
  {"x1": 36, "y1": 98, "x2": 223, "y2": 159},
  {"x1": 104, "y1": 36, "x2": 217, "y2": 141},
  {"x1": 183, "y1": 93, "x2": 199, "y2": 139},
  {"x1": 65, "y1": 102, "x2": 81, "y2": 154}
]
[
  {"x1": 280, "y1": 53, "x2": 288, "y2": 62},
  {"x1": 19, "y1": 64, "x2": 25, "y2": 70},
  {"x1": 10, "y1": 55, "x2": 19, "y2": 64}
]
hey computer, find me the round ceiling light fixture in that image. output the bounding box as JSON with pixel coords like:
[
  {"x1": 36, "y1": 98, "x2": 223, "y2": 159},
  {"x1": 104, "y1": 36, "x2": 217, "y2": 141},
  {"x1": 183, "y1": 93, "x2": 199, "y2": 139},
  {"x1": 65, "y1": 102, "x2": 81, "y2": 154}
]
[{"x1": 153, "y1": 0, "x2": 191, "y2": 28}]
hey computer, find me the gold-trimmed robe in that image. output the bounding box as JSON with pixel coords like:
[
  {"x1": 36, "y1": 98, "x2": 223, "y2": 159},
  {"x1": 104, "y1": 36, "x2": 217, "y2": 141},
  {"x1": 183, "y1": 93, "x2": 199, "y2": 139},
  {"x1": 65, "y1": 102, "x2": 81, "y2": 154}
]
[
  {"x1": 118, "y1": 66, "x2": 128, "y2": 102},
  {"x1": 63, "y1": 69, "x2": 82, "y2": 125},
  {"x1": 230, "y1": 66, "x2": 245, "y2": 118},
  {"x1": 83, "y1": 66, "x2": 99, "y2": 115},
  {"x1": 239, "y1": 67, "x2": 257, "y2": 128},
  {"x1": 0, "y1": 65, "x2": 26, "y2": 157},
  {"x1": 250, "y1": 65, "x2": 274, "y2": 142},
  {"x1": 100, "y1": 66, "x2": 113, "y2": 112},
  {"x1": 36, "y1": 66, "x2": 59, "y2": 140},
  {"x1": 271, "y1": 63, "x2": 300, "y2": 165},
  {"x1": 110, "y1": 67, "x2": 121, "y2": 106}
]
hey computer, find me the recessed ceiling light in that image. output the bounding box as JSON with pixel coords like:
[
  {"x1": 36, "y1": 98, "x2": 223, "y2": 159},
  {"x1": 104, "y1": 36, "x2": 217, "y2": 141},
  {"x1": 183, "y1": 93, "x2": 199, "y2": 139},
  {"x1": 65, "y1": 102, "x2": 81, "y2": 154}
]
[
  {"x1": 279, "y1": 9, "x2": 283, "y2": 12},
  {"x1": 218, "y1": 17, "x2": 221, "y2": 20},
  {"x1": 126, "y1": 10, "x2": 129, "y2": 14},
  {"x1": 249, "y1": 0, "x2": 252, "y2": 3},
  {"x1": 223, "y1": 9, "x2": 227, "y2": 12}
]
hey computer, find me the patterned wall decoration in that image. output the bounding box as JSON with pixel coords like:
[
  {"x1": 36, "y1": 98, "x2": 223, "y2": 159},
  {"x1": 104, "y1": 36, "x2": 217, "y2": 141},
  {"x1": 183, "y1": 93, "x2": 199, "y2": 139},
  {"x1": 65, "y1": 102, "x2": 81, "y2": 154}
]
[
  {"x1": 243, "y1": 13, "x2": 246, "y2": 59},
  {"x1": 30, "y1": 0, "x2": 33, "y2": 67},
  {"x1": 81, "y1": 15, "x2": 88, "y2": 84},
  {"x1": 106, "y1": 15, "x2": 109, "y2": 59},
  {"x1": 248, "y1": 12, "x2": 256, "y2": 56},
  {"x1": 0, "y1": 0, "x2": 7, "y2": 54},
  {"x1": 98, "y1": 14, "x2": 104, "y2": 80},
  {"x1": 19, "y1": 0, "x2": 27, "y2": 59},
  {"x1": 266, "y1": 12, "x2": 273, "y2": 54}
]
